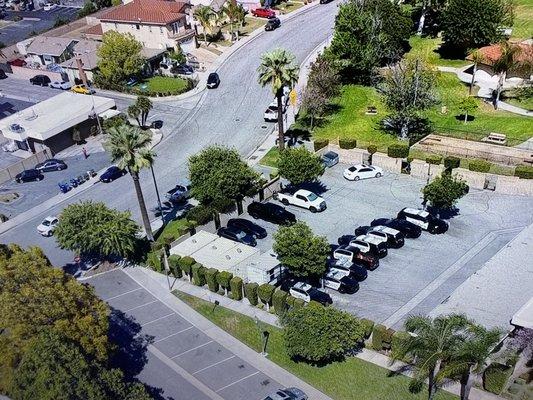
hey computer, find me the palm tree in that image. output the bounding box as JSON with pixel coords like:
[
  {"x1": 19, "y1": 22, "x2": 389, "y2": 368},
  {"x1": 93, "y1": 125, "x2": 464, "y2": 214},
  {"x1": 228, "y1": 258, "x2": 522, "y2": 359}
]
[
  {"x1": 257, "y1": 48, "x2": 299, "y2": 151},
  {"x1": 127, "y1": 104, "x2": 141, "y2": 126},
  {"x1": 392, "y1": 314, "x2": 469, "y2": 400},
  {"x1": 194, "y1": 5, "x2": 214, "y2": 45},
  {"x1": 493, "y1": 41, "x2": 522, "y2": 109},
  {"x1": 468, "y1": 49, "x2": 485, "y2": 95},
  {"x1": 136, "y1": 95, "x2": 153, "y2": 127},
  {"x1": 105, "y1": 124, "x2": 155, "y2": 241}
]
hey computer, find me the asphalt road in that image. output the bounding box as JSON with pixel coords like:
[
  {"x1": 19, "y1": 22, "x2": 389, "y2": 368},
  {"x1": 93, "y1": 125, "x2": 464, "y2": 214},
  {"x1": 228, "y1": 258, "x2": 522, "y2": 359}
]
[{"x1": 0, "y1": 2, "x2": 339, "y2": 267}]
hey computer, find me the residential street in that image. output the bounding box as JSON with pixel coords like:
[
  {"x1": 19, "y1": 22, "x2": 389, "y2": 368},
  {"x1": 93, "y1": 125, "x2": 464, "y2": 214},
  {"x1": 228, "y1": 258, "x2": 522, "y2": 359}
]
[{"x1": 0, "y1": 2, "x2": 339, "y2": 267}]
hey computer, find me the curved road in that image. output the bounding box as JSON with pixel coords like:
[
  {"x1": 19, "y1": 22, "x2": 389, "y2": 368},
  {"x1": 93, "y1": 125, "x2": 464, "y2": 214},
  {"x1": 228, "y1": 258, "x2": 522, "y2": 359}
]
[{"x1": 0, "y1": 3, "x2": 339, "y2": 266}]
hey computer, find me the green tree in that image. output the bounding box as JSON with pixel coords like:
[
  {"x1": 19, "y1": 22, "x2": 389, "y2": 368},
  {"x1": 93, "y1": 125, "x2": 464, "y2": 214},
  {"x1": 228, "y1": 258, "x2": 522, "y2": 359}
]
[
  {"x1": 168, "y1": 45, "x2": 186, "y2": 65},
  {"x1": 135, "y1": 96, "x2": 153, "y2": 127},
  {"x1": 127, "y1": 103, "x2": 141, "y2": 126},
  {"x1": 78, "y1": 0, "x2": 97, "y2": 18},
  {"x1": 194, "y1": 5, "x2": 214, "y2": 44},
  {"x1": 467, "y1": 49, "x2": 485, "y2": 95},
  {"x1": 493, "y1": 41, "x2": 523, "y2": 109},
  {"x1": 300, "y1": 85, "x2": 328, "y2": 129},
  {"x1": 422, "y1": 173, "x2": 469, "y2": 210},
  {"x1": 273, "y1": 222, "x2": 329, "y2": 279},
  {"x1": 55, "y1": 201, "x2": 139, "y2": 259},
  {"x1": 223, "y1": 2, "x2": 246, "y2": 41},
  {"x1": 258, "y1": 48, "x2": 299, "y2": 151},
  {"x1": 392, "y1": 314, "x2": 470, "y2": 400},
  {"x1": 105, "y1": 124, "x2": 155, "y2": 241},
  {"x1": 277, "y1": 147, "x2": 325, "y2": 186},
  {"x1": 442, "y1": 0, "x2": 513, "y2": 54},
  {"x1": 283, "y1": 302, "x2": 364, "y2": 363},
  {"x1": 97, "y1": 31, "x2": 145, "y2": 85},
  {"x1": 458, "y1": 96, "x2": 478, "y2": 123},
  {"x1": 307, "y1": 55, "x2": 341, "y2": 100}
]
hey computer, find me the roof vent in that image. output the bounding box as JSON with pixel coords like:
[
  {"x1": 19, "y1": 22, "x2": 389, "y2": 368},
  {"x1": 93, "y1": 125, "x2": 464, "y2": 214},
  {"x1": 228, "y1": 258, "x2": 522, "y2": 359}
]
[
  {"x1": 237, "y1": 248, "x2": 242, "y2": 253},
  {"x1": 211, "y1": 245, "x2": 217, "y2": 249},
  {"x1": 192, "y1": 239, "x2": 197, "y2": 243},
  {"x1": 225, "y1": 255, "x2": 231, "y2": 260}
]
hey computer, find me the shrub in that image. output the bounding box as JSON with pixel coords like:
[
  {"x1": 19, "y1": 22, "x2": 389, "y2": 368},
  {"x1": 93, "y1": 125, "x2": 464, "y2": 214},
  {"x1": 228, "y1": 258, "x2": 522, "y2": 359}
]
[
  {"x1": 245, "y1": 283, "x2": 259, "y2": 306},
  {"x1": 444, "y1": 156, "x2": 460, "y2": 170},
  {"x1": 426, "y1": 154, "x2": 442, "y2": 165},
  {"x1": 205, "y1": 268, "x2": 219, "y2": 292},
  {"x1": 191, "y1": 263, "x2": 206, "y2": 286},
  {"x1": 313, "y1": 139, "x2": 329, "y2": 152},
  {"x1": 293, "y1": 298, "x2": 306, "y2": 309},
  {"x1": 484, "y1": 363, "x2": 513, "y2": 394},
  {"x1": 285, "y1": 295, "x2": 296, "y2": 308},
  {"x1": 372, "y1": 324, "x2": 389, "y2": 351},
  {"x1": 515, "y1": 165, "x2": 533, "y2": 179},
  {"x1": 258, "y1": 283, "x2": 275, "y2": 309},
  {"x1": 272, "y1": 289, "x2": 288, "y2": 315},
  {"x1": 168, "y1": 254, "x2": 182, "y2": 278},
  {"x1": 146, "y1": 251, "x2": 162, "y2": 272},
  {"x1": 468, "y1": 159, "x2": 491, "y2": 173},
  {"x1": 367, "y1": 145, "x2": 378, "y2": 155},
  {"x1": 229, "y1": 277, "x2": 243, "y2": 300},
  {"x1": 391, "y1": 331, "x2": 412, "y2": 360},
  {"x1": 186, "y1": 205, "x2": 214, "y2": 225},
  {"x1": 339, "y1": 138, "x2": 357, "y2": 149},
  {"x1": 178, "y1": 256, "x2": 195, "y2": 278},
  {"x1": 387, "y1": 144, "x2": 409, "y2": 158},
  {"x1": 360, "y1": 318, "x2": 375, "y2": 339},
  {"x1": 216, "y1": 271, "x2": 233, "y2": 295}
]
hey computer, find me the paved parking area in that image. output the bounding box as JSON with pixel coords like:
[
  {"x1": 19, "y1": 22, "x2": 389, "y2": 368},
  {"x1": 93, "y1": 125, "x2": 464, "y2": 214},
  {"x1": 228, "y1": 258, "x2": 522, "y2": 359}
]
[
  {"x1": 86, "y1": 269, "x2": 281, "y2": 400},
  {"x1": 245, "y1": 163, "x2": 533, "y2": 329}
]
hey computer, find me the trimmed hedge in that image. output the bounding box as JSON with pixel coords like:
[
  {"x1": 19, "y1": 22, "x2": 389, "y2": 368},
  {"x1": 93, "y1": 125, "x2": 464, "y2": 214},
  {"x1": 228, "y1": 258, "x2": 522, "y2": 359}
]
[
  {"x1": 367, "y1": 145, "x2": 378, "y2": 155},
  {"x1": 361, "y1": 318, "x2": 375, "y2": 339},
  {"x1": 339, "y1": 138, "x2": 357, "y2": 149},
  {"x1": 313, "y1": 139, "x2": 329, "y2": 152},
  {"x1": 230, "y1": 277, "x2": 243, "y2": 300},
  {"x1": 178, "y1": 256, "x2": 196, "y2": 278},
  {"x1": 285, "y1": 295, "x2": 296, "y2": 308},
  {"x1": 186, "y1": 205, "x2": 214, "y2": 225},
  {"x1": 147, "y1": 251, "x2": 163, "y2": 272},
  {"x1": 272, "y1": 289, "x2": 288, "y2": 315},
  {"x1": 258, "y1": 283, "x2": 275, "y2": 307},
  {"x1": 245, "y1": 282, "x2": 259, "y2": 306},
  {"x1": 205, "y1": 268, "x2": 219, "y2": 293},
  {"x1": 444, "y1": 156, "x2": 460, "y2": 170},
  {"x1": 515, "y1": 165, "x2": 533, "y2": 179},
  {"x1": 387, "y1": 144, "x2": 409, "y2": 158},
  {"x1": 391, "y1": 331, "x2": 412, "y2": 360},
  {"x1": 426, "y1": 154, "x2": 443, "y2": 165},
  {"x1": 293, "y1": 298, "x2": 305, "y2": 309},
  {"x1": 216, "y1": 271, "x2": 233, "y2": 295},
  {"x1": 468, "y1": 159, "x2": 491, "y2": 173},
  {"x1": 168, "y1": 254, "x2": 182, "y2": 278},
  {"x1": 191, "y1": 263, "x2": 206, "y2": 286},
  {"x1": 372, "y1": 324, "x2": 395, "y2": 351},
  {"x1": 484, "y1": 363, "x2": 513, "y2": 394}
]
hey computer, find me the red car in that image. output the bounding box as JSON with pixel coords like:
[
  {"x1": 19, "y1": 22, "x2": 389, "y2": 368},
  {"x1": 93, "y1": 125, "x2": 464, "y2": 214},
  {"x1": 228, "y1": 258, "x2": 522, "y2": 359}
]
[{"x1": 252, "y1": 7, "x2": 276, "y2": 18}]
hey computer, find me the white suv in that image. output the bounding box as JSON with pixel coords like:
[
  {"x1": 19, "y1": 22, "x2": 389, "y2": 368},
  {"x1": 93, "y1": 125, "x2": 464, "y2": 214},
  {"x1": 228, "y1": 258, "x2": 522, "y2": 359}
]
[
  {"x1": 37, "y1": 216, "x2": 59, "y2": 237},
  {"x1": 289, "y1": 282, "x2": 332, "y2": 305}
]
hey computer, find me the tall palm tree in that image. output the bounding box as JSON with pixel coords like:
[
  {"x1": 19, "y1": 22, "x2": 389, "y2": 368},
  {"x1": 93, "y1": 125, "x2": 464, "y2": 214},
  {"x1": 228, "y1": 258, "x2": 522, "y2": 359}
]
[
  {"x1": 194, "y1": 5, "x2": 214, "y2": 45},
  {"x1": 136, "y1": 95, "x2": 153, "y2": 127},
  {"x1": 392, "y1": 314, "x2": 469, "y2": 400},
  {"x1": 127, "y1": 104, "x2": 141, "y2": 126},
  {"x1": 468, "y1": 49, "x2": 485, "y2": 95},
  {"x1": 493, "y1": 41, "x2": 522, "y2": 109},
  {"x1": 105, "y1": 124, "x2": 155, "y2": 241},
  {"x1": 257, "y1": 48, "x2": 299, "y2": 151}
]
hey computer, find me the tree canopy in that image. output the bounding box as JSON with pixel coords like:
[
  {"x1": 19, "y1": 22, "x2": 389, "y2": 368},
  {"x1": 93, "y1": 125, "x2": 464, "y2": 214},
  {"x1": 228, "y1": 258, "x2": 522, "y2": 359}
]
[
  {"x1": 97, "y1": 31, "x2": 145, "y2": 85},
  {"x1": 273, "y1": 221, "x2": 329, "y2": 279},
  {"x1": 188, "y1": 145, "x2": 261, "y2": 211},
  {"x1": 55, "y1": 201, "x2": 140, "y2": 258},
  {"x1": 278, "y1": 147, "x2": 325, "y2": 186},
  {"x1": 422, "y1": 173, "x2": 469, "y2": 210}
]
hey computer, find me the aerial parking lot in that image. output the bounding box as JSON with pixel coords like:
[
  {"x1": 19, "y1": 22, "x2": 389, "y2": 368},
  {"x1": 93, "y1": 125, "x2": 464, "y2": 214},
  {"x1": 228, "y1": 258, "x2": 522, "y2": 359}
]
[{"x1": 246, "y1": 163, "x2": 533, "y2": 329}]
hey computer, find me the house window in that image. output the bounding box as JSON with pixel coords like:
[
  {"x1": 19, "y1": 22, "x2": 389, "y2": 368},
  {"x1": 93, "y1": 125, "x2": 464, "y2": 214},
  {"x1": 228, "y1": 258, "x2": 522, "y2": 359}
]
[{"x1": 136, "y1": 24, "x2": 140, "y2": 30}]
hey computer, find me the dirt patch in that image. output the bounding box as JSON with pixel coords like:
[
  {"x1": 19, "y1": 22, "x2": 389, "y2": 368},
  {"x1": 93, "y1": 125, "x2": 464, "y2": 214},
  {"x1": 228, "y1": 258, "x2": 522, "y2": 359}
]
[{"x1": 0, "y1": 192, "x2": 20, "y2": 204}]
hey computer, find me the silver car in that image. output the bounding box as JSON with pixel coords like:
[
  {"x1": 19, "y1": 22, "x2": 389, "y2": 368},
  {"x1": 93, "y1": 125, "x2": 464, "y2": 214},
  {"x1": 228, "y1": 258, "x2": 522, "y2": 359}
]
[
  {"x1": 263, "y1": 387, "x2": 308, "y2": 400},
  {"x1": 50, "y1": 80, "x2": 73, "y2": 90}
]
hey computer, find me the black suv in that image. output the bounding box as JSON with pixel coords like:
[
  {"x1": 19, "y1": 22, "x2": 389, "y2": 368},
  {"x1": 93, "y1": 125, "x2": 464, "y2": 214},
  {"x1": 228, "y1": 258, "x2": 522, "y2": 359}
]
[
  {"x1": 265, "y1": 17, "x2": 281, "y2": 31},
  {"x1": 227, "y1": 218, "x2": 267, "y2": 239},
  {"x1": 397, "y1": 207, "x2": 448, "y2": 234},
  {"x1": 30, "y1": 75, "x2": 51, "y2": 86},
  {"x1": 247, "y1": 202, "x2": 296, "y2": 225},
  {"x1": 15, "y1": 169, "x2": 44, "y2": 183},
  {"x1": 35, "y1": 158, "x2": 67, "y2": 172},
  {"x1": 370, "y1": 218, "x2": 422, "y2": 238},
  {"x1": 354, "y1": 225, "x2": 405, "y2": 248},
  {"x1": 217, "y1": 226, "x2": 257, "y2": 247},
  {"x1": 207, "y1": 72, "x2": 220, "y2": 88}
]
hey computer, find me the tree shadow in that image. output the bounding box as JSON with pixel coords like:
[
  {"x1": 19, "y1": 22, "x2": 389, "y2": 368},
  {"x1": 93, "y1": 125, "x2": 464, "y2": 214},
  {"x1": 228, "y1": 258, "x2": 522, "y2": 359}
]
[
  {"x1": 436, "y1": 43, "x2": 467, "y2": 61},
  {"x1": 427, "y1": 205, "x2": 460, "y2": 220},
  {"x1": 455, "y1": 114, "x2": 475, "y2": 122},
  {"x1": 290, "y1": 180, "x2": 329, "y2": 196}
]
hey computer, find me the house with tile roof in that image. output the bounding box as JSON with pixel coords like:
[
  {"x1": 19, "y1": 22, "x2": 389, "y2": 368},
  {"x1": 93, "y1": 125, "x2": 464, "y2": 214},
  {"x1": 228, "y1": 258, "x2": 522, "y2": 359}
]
[{"x1": 22, "y1": 36, "x2": 78, "y2": 67}]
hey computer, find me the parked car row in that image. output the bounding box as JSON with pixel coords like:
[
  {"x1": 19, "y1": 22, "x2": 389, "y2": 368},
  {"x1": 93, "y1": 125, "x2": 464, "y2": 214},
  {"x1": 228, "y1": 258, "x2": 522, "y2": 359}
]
[
  {"x1": 29, "y1": 75, "x2": 95, "y2": 94},
  {"x1": 217, "y1": 218, "x2": 268, "y2": 247},
  {"x1": 15, "y1": 159, "x2": 67, "y2": 183}
]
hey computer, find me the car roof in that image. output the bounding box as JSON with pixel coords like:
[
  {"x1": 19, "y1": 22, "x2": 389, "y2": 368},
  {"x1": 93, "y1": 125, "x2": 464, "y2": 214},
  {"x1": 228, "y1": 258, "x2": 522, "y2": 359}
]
[
  {"x1": 403, "y1": 207, "x2": 429, "y2": 217},
  {"x1": 372, "y1": 225, "x2": 398, "y2": 235},
  {"x1": 325, "y1": 269, "x2": 343, "y2": 279},
  {"x1": 294, "y1": 189, "x2": 314, "y2": 196},
  {"x1": 292, "y1": 282, "x2": 311, "y2": 291},
  {"x1": 43, "y1": 216, "x2": 57, "y2": 221},
  {"x1": 356, "y1": 234, "x2": 381, "y2": 244},
  {"x1": 323, "y1": 151, "x2": 338, "y2": 158}
]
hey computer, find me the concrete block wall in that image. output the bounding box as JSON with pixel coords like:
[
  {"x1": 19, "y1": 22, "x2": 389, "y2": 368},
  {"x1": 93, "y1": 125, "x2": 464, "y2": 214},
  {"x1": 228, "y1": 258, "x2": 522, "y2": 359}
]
[
  {"x1": 11, "y1": 65, "x2": 64, "y2": 82},
  {"x1": 0, "y1": 150, "x2": 48, "y2": 185},
  {"x1": 453, "y1": 168, "x2": 487, "y2": 190},
  {"x1": 327, "y1": 144, "x2": 367, "y2": 165},
  {"x1": 372, "y1": 152, "x2": 402, "y2": 174},
  {"x1": 494, "y1": 176, "x2": 533, "y2": 196}
]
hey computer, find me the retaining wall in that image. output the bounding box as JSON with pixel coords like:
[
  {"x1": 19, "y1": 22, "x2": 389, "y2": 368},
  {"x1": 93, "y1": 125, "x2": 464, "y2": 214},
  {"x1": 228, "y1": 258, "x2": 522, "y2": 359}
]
[
  {"x1": 327, "y1": 144, "x2": 367, "y2": 165},
  {"x1": 11, "y1": 65, "x2": 65, "y2": 82},
  {"x1": 372, "y1": 152, "x2": 402, "y2": 174},
  {"x1": 494, "y1": 175, "x2": 533, "y2": 196},
  {"x1": 410, "y1": 160, "x2": 445, "y2": 182},
  {"x1": 0, "y1": 150, "x2": 49, "y2": 185},
  {"x1": 453, "y1": 168, "x2": 487, "y2": 190}
]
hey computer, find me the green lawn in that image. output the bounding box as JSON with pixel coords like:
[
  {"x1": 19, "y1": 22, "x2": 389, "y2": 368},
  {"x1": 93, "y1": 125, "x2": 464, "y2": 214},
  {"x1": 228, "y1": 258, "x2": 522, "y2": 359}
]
[
  {"x1": 222, "y1": 17, "x2": 265, "y2": 37},
  {"x1": 138, "y1": 76, "x2": 189, "y2": 95},
  {"x1": 175, "y1": 291, "x2": 458, "y2": 400},
  {"x1": 405, "y1": 36, "x2": 469, "y2": 68},
  {"x1": 276, "y1": 1, "x2": 305, "y2": 14},
  {"x1": 155, "y1": 218, "x2": 191, "y2": 243},
  {"x1": 259, "y1": 146, "x2": 280, "y2": 168},
  {"x1": 511, "y1": 0, "x2": 533, "y2": 39}
]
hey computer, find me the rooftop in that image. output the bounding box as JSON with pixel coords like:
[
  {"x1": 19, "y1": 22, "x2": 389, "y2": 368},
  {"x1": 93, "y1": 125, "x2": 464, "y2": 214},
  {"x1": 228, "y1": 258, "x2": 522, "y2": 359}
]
[
  {"x1": 25, "y1": 36, "x2": 76, "y2": 57},
  {"x1": 100, "y1": 0, "x2": 188, "y2": 25},
  {"x1": 466, "y1": 41, "x2": 533, "y2": 65}
]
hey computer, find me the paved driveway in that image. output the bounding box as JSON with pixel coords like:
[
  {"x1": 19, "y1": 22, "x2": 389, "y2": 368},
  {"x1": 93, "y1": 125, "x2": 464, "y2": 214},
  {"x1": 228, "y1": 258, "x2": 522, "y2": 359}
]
[{"x1": 86, "y1": 269, "x2": 281, "y2": 400}]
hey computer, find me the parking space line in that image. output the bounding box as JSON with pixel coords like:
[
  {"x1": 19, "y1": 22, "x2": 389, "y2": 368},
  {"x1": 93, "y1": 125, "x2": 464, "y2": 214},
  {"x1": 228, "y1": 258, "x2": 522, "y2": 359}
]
[
  {"x1": 216, "y1": 371, "x2": 260, "y2": 392},
  {"x1": 171, "y1": 340, "x2": 214, "y2": 359},
  {"x1": 141, "y1": 313, "x2": 175, "y2": 326},
  {"x1": 153, "y1": 326, "x2": 194, "y2": 344},
  {"x1": 192, "y1": 355, "x2": 236, "y2": 375},
  {"x1": 103, "y1": 287, "x2": 142, "y2": 301},
  {"x1": 123, "y1": 300, "x2": 158, "y2": 313}
]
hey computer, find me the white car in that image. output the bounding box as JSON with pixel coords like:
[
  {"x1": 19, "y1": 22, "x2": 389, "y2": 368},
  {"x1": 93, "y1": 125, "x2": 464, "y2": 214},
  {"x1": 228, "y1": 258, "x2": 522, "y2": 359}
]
[
  {"x1": 43, "y1": 2, "x2": 57, "y2": 10},
  {"x1": 263, "y1": 100, "x2": 286, "y2": 122},
  {"x1": 37, "y1": 216, "x2": 59, "y2": 237},
  {"x1": 343, "y1": 164, "x2": 383, "y2": 181},
  {"x1": 49, "y1": 80, "x2": 72, "y2": 90},
  {"x1": 273, "y1": 189, "x2": 326, "y2": 213}
]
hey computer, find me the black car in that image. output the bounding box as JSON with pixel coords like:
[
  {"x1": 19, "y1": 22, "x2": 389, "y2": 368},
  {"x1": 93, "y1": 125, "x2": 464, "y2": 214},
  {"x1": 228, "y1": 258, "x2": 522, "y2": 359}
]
[
  {"x1": 326, "y1": 258, "x2": 367, "y2": 281},
  {"x1": 15, "y1": 169, "x2": 44, "y2": 183},
  {"x1": 397, "y1": 207, "x2": 448, "y2": 234},
  {"x1": 247, "y1": 202, "x2": 296, "y2": 225},
  {"x1": 30, "y1": 75, "x2": 51, "y2": 86},
  {"x1": 100, "y1": 166, "x2": 126, "y2": 183},
  {"x1": 35, "y1": 158, "x2": 67, "y2": 172},
  {"x1": 206, "y1": 72, "x2": 220, "y2": 89},
  {"x1": 227, "y1": 218, "x2": 267, "y2": 239},
  {"x1": 319, "y1": 0, "x2": 333, "y2": 3},
  {"x1": 172, "y1": 64, "x2": 194, "y2": 75},
  {"x1": 217, "y1": 226, "x2": 257, "y2": 247},
  {"x1": 354, "y1": 225, "x2": 405, "y2": 248},
  {"x1": 0, "y1": 70, "x2": 7, "y2": 79},
  {"x1": 370, "y1": 218, "x2": 422, "y2": 239},
  {"x1": 265, "y1": 17, "x2": 281, "y2": 31}
]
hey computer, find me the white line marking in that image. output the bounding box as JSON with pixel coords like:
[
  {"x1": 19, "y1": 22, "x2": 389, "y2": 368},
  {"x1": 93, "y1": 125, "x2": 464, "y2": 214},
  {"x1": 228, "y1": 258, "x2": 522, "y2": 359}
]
[
  {"x1": 193, "y1": 355, "x2": 236, "y2": 375},
  {"x1": 123, "y1": 300, "x2": 158, "y2": 313},
  {"x1": 141, "y1": 313, "x2": 174, "y2": 326},
  {"x1": 216, "y1": 371, "x2": 260, "y2": 392},
  {"x1": 171, "y1": 340, "x2": 213, "y2": 358},
  {"x1": 103, "y1": 287, "x2": 142, "y2": 301},
  {"x1": 154, "y1": 326, "x2": 194, "y2": 343}
]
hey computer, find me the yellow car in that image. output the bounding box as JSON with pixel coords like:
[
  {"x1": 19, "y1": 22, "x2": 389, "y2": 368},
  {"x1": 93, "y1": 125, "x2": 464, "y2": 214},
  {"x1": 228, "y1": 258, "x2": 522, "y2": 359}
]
[{"x1": 71, "y1": 84, "x2": 95, "y2": 95}]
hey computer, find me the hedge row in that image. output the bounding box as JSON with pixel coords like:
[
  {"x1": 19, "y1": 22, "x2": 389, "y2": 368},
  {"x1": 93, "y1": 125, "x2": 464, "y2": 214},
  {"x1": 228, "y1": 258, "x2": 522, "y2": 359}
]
[
  {"x1": 426, "y1": 154, "x2": 443, "y2": 165},
  {"x1": 339, "y1": 138, "x2": 357, "y2": 149},
  {"x1": 387, "y1": 144, "x2": 410, "y2": 158},
  {"x1": 514, "y1": 165, "x2": 533, "y2": 179},
  {"x1": 468, "y1": 159, "x2": 491, "y2": 173},
  {"x1": 313, "y1": 139, "x2": 329, "y2": 152},
  {"x1": 444, "y1": 156, "x2": 460, "y2": 170},
  {"x1": 484, "y1": 363, "x2": 513, "y2": 394}
]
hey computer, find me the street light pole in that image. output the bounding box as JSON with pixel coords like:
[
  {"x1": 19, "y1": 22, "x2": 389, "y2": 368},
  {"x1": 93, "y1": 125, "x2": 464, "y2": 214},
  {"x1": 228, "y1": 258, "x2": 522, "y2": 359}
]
[{"x1": 150, "y1": 163, "x2": 164, "y2": 221}]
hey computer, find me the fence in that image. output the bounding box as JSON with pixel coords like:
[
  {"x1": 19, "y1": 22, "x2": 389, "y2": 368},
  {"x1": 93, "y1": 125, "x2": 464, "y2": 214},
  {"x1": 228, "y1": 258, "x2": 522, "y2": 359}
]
[
  {"x1": 0, "y1": 150, "x2": 50, "y2": 185},
  {"x1": 11, "y1": 65, "x2": 65, "y2": 82}
]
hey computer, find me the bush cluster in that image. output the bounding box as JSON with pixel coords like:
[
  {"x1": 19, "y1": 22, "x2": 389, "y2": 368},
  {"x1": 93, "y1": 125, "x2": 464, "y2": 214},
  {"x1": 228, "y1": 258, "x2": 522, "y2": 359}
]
[
  {"x1": 339, "y1": 138, "x2": 357, "y2": 149},
  {"x1": 168, "y1": 254, "x2": 182, "y2": 278},
  {"x1": 216, "y1": 271, "x2": 233, "y2": 295},
  {"x1": 514, "y1": 165, "x2": 533, "y2": 179},
  {"x1": 387, "y1": 144, "x2": 409, "y2": 158},
  {"x1": 245, "y1": 283, "x2": 259, "y2": 306},
  {"x1": 191, "y1": 263, "x2": 206, "y2": 286},
  {"x1": 258, "y1": 283, "x2": 276, "y2": 308},
  {"x1": 230, "y1": 277, "x2": 243, "y2": 300},
  {"x1": 468, "y1": 159, "x2": 491, "y2": 173},
  {"x1": 186, "y1": 205, "x2": 214, "y2": 225},
  {"x1": 178, "y1": 256, "x2": 196, "y2": 278},
  {"x1": 426, "y1": 154, "x2": 443, "y2": 165},
  {"x1": 205, "y1": 268, "x2": 219, "y2": 292},
  {"x1": 313, "y1": 139, "x2": 329, "y2": 152},
  {"x1": 444, "y1": 156, "x2": 461, "y2": 170},
  {"x1": 483, "y1": 363, "x2": 513, "y2": 394},
  {"x1": 360, "y1": 318, "x2": 375, "y2": 339},
  {"x1": 372, "y1": 324, "x2": 395, "y2": 351},
  {"x1": 367, "y1": 145, "x2": 378, "y2": 155},
  {"x1": 272, "y1": 289, "x2": 288, "y2": 316}
]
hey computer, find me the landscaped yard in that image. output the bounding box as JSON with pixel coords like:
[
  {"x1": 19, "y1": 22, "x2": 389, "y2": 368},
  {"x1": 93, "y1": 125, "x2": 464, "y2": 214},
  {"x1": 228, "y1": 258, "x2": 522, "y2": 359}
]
[
  {"x1": 511, "y1": 0, "x2": 533, "y2": 39},
  {"x1": 138, "y1": 76, "x2": 190, "y2": 95},
  {"x1": 259, "y1": 146, "x2": 280, "y2": 168},
  {"x1": 222, "y1": 16, "x2": 265, "y2": 38},
  {"x1": 404, "y1": 36, "x2": 469, "y2": 68},
  {"x1": 175, "y1": 291, "x2": 457, "y2": 400}
]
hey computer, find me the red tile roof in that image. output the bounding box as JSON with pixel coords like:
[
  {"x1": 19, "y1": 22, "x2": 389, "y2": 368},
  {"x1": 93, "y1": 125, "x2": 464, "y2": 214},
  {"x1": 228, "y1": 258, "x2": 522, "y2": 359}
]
[
  {"x1": 466, "y1": 42, "x2": 533, "y2": 65},
  {"x1": 84, "y1": 24, "x2": 103, "y2": 36},
  {"x1": 100, "y1": 0, "x2": 188, "y2": 25}
]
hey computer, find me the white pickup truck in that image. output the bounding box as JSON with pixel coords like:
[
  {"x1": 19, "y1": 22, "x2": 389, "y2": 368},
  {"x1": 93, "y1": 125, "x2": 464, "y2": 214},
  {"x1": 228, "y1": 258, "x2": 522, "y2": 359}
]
[{"x1": 273, "y1": 189, "x2": 326, "y2": 213}]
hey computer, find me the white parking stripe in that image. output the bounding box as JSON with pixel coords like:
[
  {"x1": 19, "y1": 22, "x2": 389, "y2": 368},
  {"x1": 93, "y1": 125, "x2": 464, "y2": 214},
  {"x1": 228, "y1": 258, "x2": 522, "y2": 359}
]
[
  {"x1": 192, "y1": 355, "x2": 236, "y2": 375},
  {"x1": 123, "y1": 300, "x2": 158, "y2": 313},
  {"x1": 141, "y1": 313, "x2": 174, "y2": 326},
  {"x1": 216, "y1": 371, "x2": 260, "y2": 392},
  {"x1": 103, "y1": 287, "x2": 142, "y2": 301},
  {"x1": 171, "y1": 340, "x2": 213, "y2": 358},
  {"x1": 153, "y1": 326, "x2": 194, "y2": 344}
]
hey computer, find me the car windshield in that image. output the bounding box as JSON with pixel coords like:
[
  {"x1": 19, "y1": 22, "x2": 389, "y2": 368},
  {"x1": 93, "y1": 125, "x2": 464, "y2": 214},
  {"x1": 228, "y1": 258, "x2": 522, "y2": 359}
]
[
  {"x1": 42, "y1": 220, "x2": 51, "y2": 226},
  {"x1": 306, "y1": 193, "x2": 318, "y2": 201},
  {"x1": 235, "y1": 231, "x2": 246, "y2": 239},
  {"x1": 348, "y1": 166, "x2": 356, "y2": 172}
]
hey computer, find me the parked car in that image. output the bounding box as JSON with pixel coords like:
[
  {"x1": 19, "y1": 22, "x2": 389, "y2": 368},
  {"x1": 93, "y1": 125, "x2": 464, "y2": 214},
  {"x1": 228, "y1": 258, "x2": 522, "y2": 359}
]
[
  {"x1": 15, "y1": 169, "x2": 44, "y2": 183},
  {"x1": 50, "y1": 80, "x2": 72, "y2": 90},
  {"x1": 165, "y1": 183, "x2": 191, "y2": 203},
  {"x1": 206, "y1": 72, "x2": 220, "y2": 88},
  {"x1": 247, "y1": 201, "x2": 296, "y2": 225},
  {"x1": 227, "y1": 218, "x2": 267, "y2": 239},
  {"x1": 217, "y1": 226, "x2": 257, "y2": 247},
  {"x1": 320, "y1": 0, "x2": 333, "y2": 3},
  {"x1": 370, "y1": 217, "x2": 422, "y2": 238},
  {"x1": 362, "y1": 225, "x2": 405, "y2": 248},
  {"x1": 327, "y1": 257, "x2": 367, "y2": 281},
  {"x1": 322, "y1": 270, "x2": 359, "y2": 294},
  {"x1": 264, "y1": 101, "x2": 286, "y2": 122},
  {"x1": 354, "y1": 226, "x2": 388, "y2": 245},
  {"x1": 35, "y1": 158, "x2": 67, "y2": 172},
  {"x1": 273, "y1": 189, "x2": 326, "y2": 213},
  {"x1": 333, "y1": 245, "x2": 379, "y2": 270},
  {"x1": 287, "y1": 282, "x2": 332, "y2": 305},
  {"x1": 71, "y1": 84, "x2": 95, "y2": 95},
  {"x1": 397, "y1": 207, "x2": 448, "y2": 234},
  {"x1": 30, "y1": 75, "x2": 51, "y2": 86},
  {"x1": 265, "y1": 17, "x2": 281, "y2": 31},
  {"x1": 252, "y1": 7, "x2": 276, "y2": 18},
  {"x1": 321, "y1": 151, "x2": 339, "y2": 168},
  {"x1": 43, "y1": 2, "x2": 57, "y2": 10},
  {"x1": 37, "y1": 216, "x2": 58, "y2": 237},
  {"x1": 343, "y1": 164, "x2": 383, "y2": 181},
  {"x1": 100, "y1": 166, "x2": 126, "y2": 183},
  {"x1": 172, "y1": 64, "x2": 194, "y2": 75},
  {"x1": 262, "y1": 388, "x2": 308, "y2": 400},
  {"x1": 0, "y1": 70, "x2": 7, "y2": 79},
  {"x1": 353, "y1": 235, "x2": 388, "y2": 258}
]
